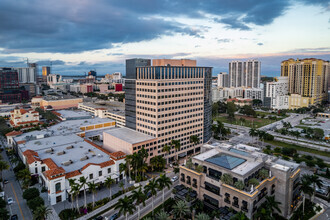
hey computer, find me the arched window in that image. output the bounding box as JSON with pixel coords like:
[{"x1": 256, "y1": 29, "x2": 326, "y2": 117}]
[{"x1": 55, "y1": 182, "x2": 61, "y2": 192}]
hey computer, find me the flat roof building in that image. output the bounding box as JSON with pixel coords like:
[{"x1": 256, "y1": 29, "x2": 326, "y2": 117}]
[{"x1": 178, "y1": 143, "x2": 301, "y2": 219}]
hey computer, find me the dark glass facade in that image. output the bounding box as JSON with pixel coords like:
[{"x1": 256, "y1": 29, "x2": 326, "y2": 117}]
[
  {"x1": 125, "y1": 59, "x2": 151, "y2": 129},
  {"x1": 0, "y1": 68, "x2": 22, "y2": 103}
]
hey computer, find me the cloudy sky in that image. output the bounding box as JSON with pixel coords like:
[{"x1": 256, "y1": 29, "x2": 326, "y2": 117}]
[{"x1": 0, "y1": 0, "x2": 329, "y2": 76}]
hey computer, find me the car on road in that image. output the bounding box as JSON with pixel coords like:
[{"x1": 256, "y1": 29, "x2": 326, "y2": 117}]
[
  {"x1": 10, "y1": 214, "x2": 18, "y2": 220},
  {"x1": 109, "y1": 213, "x2": 118, "y2": 220},
  {"x1": 316, "y1": 188, "x2": 327, "y2": 195},
  {"x1": 3, "y1": 180, "x2": 9, "y2": 184},
  {"x1": 7, "y1": 197, "x2": 13, "y2": 205},
  {"x1": 171, "y1": 176, "x2": 178, "y2": 182},
  {"x1": 93, "y1": 216, "x2": 103, "y2": 220}
]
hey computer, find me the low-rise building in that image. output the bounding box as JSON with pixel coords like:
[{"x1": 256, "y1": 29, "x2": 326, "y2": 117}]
[
  {"x1": 78, "y1": 102, "x2": 125, "y2": 127},
  {"x1": 18, "y1": 134, "x2": 125, "y2": 205},
  {"x1": 179, "y1": 143, "x2": 300, "y2": 219},
  {"x1": 103, "y1": 127, "x2": 157, "y2": 161},
  {"x1": 10, "y1": 108, "x2": 39, "y2": 127},
  {"x1": 31, "y1": 95, "x2": 83, "y2": 110},
  {"x1": 317, "y1": 112, "x2": 330, "y2": 118},
  {"x1": 80, "y1": 84, "x2": 93, "y2": 93},
  {"x1": 53, "y1": 110, "x2": 93, "y2": 121},
  {"x1": 226, "y1": 98, "x2": 252, "y2": 107},
  {"x1": 288, "y1": 94, "x2": 311, "y2": 109}
]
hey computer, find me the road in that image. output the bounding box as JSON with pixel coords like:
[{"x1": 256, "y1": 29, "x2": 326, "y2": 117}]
[
  {"x1": 102, "y1": 172, "x2": 178, "y2": 220},
  {"x1": 1, "y1": 136, "x2": 33, "y2": 220}
]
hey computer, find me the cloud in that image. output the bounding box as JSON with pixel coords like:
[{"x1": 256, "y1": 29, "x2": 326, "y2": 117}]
[
  {"x1": 257, "y1": 43, "x2": 264, "y2": 46},
  {"x1": 217, "y1": 38, "x2": 232, "y2": 43},
  {"x1": 214, "y1": 17, "x2": 251, "y2": 30}
]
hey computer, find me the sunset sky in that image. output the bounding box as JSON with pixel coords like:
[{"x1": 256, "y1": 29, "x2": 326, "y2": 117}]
[{"x1": 0, "y1": 0, "x2": 329, "y2": 76}]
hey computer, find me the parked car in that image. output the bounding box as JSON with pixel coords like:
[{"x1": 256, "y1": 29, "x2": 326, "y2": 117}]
[
  {"x1": 109, "y1": 213, "x2": 118, "y2": 220},
  {"x1": 316, "y1": 188, "x2": 327, "y2": 195},
  {"x1": 3, "y1": 180, "x2": 9, "y2": 184},
  {"x1": 171, "y1": 176, "x2": 178, "y2": 182},
  {"x1": 93, "y1": 216, "x2": 103, "y2": 220},
  {"x1": 10, "y1": 214, "x2": 18, "y2": 220},
  {"x1": 7, "y1": 197, "x2": 13, "y2": 205}
]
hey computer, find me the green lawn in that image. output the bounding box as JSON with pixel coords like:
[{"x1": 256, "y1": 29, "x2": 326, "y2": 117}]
[
  {"x1": 265, "y1": 140, "x2": 330, "y2": 157},
  {"x1": 214, "y1": 115, "x2": 281, "y2": 129}
]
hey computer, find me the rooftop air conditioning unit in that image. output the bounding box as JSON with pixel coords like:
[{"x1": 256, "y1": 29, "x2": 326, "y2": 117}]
[
  {"x1": 57, "y1": 151, "x2": 66, "y2": 156},
  {"x1": 45, "y1": 148, "x2": 54, "y2": 153},
  {"x1": 80, "y1": 156, "x2": 89, "y2": 161},
  {"x1": 66, "y1": 145, "x2": 74, "y2": 149}
]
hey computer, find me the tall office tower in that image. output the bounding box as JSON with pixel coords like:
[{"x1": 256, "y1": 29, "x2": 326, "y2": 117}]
[
  {"x1": 126, "y1": 58, "x2": 212, "y2": 161},
  {"x1": 0, "y1": 68, "x2": 22, "y2": 103},
  {"x1": 125, "y1": 58, "x2": 151, "y2": 130},
  {"x1": 42, "y1": 66, "x2": 51, "y2": 80},
  {"x1": 217, "y1": 72, "x2": 229, "y2": 87},
  {"x1": 281, "y1": 58, "x2": 329, "y2": 105},
  {"x1": 229, "y1": 60, "x2": 260, "y2": 88}
]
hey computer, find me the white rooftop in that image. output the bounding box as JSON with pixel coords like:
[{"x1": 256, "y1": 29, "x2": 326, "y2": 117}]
[
  {"x1": 56, "y1": 110, "x2": 92, "y2": 119},
  {"x1": 14, "y1": 117, "x2": 114, "y2": 142},
  {"x1": 19, "y1": 134, "x2": 111, "y2": 173},
  {"x1": 104, "y1": 127, "x2": 156, "y2": 144}
]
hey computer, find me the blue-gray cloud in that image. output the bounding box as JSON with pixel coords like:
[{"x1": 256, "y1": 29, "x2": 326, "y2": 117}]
[
  {"x1": 0, "y1": 0, "x2": 327, "y2": 54},
  {"x1": 257, "y1": 43, "x2": 264, "y2": 46}
]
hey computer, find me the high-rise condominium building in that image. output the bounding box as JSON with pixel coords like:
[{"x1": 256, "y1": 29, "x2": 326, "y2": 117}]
[
  {"x1": 281, "y1": 58, "x2": 329, "y2": 105},
  {"x1": 217, "y1": 72, "x2": 229, "y2": 88},
  {"x1": 125, "y1": 59, "x2": 212, "y2": 161},
  {"x1": 229, "y1": 60, "x2": 260, "y2": 88}
]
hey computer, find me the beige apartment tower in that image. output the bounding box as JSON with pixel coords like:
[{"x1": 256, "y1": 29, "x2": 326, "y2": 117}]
[{"x1": 281, "y1": 58, "x2": 329, "y2": 105}]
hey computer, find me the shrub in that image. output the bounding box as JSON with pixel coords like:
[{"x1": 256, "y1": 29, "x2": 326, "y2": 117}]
[
  {"x1": 0, "y1": 208, "x2": 9, "y2": 220},
  {"x1": 27, "y1": 196, "x2": 44, "y2": 211},
  {"x1": 59, "y1": 209, "x2": 78, "y2": 220},
  {"x1": 41, "y1": 187, "x2": 47, "y2": 193},
  {"x1": 281, "y1": 147, "x2": 296, "y2": 157},
  {"x1": 0, "y1": 198, "x2": 6, "y2": 209},
  {"x1": 23, "y1": 187, "x2": 40, "y2": 201},
  {"x1": 13, "y1": 162, "x2": 25, "y2": 173}
]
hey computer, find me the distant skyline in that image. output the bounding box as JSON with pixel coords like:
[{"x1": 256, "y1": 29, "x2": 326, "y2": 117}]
[{"x1": 0, "y1": 0, "x2": 329, "y2": 77}]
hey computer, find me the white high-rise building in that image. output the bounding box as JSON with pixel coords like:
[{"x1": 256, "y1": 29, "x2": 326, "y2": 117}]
[
  {"x1": 13, "y1": 67, "x2": 37, "y2": 83},
  {"x1": 217, "y1": 72, "x2": 229, "y2": 88},
  {"x1": 229, "y1": 60, "x2": 260, "y2": 88},
  {"x1": 266, "y1": 77, "x2": 289, "y2": 109}
]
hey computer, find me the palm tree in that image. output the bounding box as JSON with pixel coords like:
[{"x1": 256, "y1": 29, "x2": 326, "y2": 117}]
[
  {"x1": 87, "y1": 181, "x2": 97, "y2": 208},
  {"x1": 249, "y1": 128, "x2": 257, "y2": 142},
  {"x1": 265, "y1": 196, "x2": 281, "y2": 217},
  {"x1": 195, "y1": 213, "x2": 211, "y2": 220},
  {"x1": 114, "y1": 195, "x2": 136, "y2": 220},
  {"x1": 71, "y1": 184, "x2": 81, "y2": 212},
  {"x1": 308, "y1": 174, "x2": 323, "y2": 202},
  {"x1": 0, "y1": 160, "x2": 9, "y2": 183},
  {"x1": 221, "y1": 173, "x2": 233, "y2": 185},
  {"x1": 257, "y1": 130, "x2": 266, "y2": 145},
  {"x1": 173, "y1": 200, "x2": 189, "y2": 220},
  {"x1": 258, "y1": 169, "x2": 269, "y2": 180},
  {"x1": 234, "y1": 180, "x2": 244, "y2": 190},
  {"x1": 156, "y1": 210, "x2": 171, "y2": 220},
  {"x1": 171, "y1": 139, "x2": 181, "y2": 161},
  {"x1": 162, "y1": 144, "x2": 171, "y2": 163},
  {"x1": 254, "y1": 207, "x2": 272, "y2": 220},
  {"x1": 156, "y1": 174, "x2": 172, "y2": 207},
  {"x1": 248, "y1": 178, "x2": 259, "y2": 187},
  {"x1": 33, "y1": 205, "x2": 52, "y2": 220},
  {"x1": 144, "y1": 178, "x2": 158, "y2": 217},
  {"x1": 130, "y1": 187, "x2": 147, "y2": 220},
  {"x1": 79, "y1": 176, "x2": 88, "y2": 208},
  {"x1": 68, "y1": 179, "x2": 77, "y2": 209},
  {"x1": 230, "y1": 211, "x2": 248, "y2": 220},
  {"x1": 119, "y1": 181, "x2": 125, "y2": 192},
  {"x1": 299, "y1": 176, "x2": 313, "y2": 214},
  {"x1": 190, "y1": 135, "x2": 200, "y2": 154},
  {"x1": 105, "y1": 176, "x2": 115, "y2": 200}
]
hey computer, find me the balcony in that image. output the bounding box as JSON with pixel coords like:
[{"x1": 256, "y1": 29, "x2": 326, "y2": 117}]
[{"x1": 241, "y1": 207, "x2": 248, "y2": 212}]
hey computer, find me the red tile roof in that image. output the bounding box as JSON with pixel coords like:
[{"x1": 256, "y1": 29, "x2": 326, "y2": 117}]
[
  {"x1": 42, "y1": 158, "x2": 58, "y2": 169},
  {"x1": 23, "y1": 150, "x2": 41, "y2": 164},
  {"x1": 16, "y1": 140, "x2": 26, "y2": 145},
  {"x1": 65, "y1": 170, "x2": 81, "y2": 179},
  {"x1": 110, "y1": 151, "x2": 126, "y2": 160},
  {"x1": 43, "y1": 167, "x2": 65, "y2": 180},
  {"x1": 5, "y1": 131, "x2": 23, "y2": 136},
  {"x1": 81, "y1": 160, "x2": 115, "y2": 171}
]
